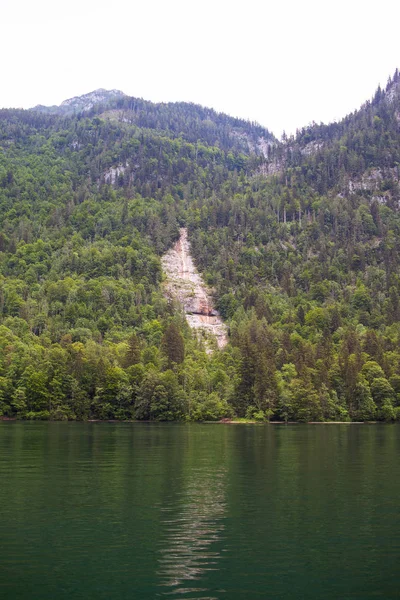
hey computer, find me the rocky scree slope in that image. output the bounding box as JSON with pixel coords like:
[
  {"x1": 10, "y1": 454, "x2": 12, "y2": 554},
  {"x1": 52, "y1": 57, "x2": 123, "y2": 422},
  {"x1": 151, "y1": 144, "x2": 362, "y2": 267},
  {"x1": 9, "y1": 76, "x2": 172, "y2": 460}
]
[{"x1": 162, "y1": 229, "x2": 228, "y2": 351}]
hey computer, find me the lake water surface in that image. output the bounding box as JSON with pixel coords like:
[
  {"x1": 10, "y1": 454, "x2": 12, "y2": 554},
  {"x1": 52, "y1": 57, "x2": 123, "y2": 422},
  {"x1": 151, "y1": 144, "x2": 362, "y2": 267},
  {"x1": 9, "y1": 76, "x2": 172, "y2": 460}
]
[{"x1": 0, "y1": 422, "x2": 399, "y2": 599}]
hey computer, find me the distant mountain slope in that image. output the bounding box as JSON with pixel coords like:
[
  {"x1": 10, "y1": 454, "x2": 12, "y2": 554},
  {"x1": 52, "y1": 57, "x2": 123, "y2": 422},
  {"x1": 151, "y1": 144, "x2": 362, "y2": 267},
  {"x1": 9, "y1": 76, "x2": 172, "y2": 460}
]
[
  {"x1": 31, "y1": 89, "x2": 276, "y2": 156},
  {"x1": 269, "y1": 69, "x2": 400, "y2": 202},
  {"x1": 103, "y1": 96, "x2": 275, "y2": 156}
]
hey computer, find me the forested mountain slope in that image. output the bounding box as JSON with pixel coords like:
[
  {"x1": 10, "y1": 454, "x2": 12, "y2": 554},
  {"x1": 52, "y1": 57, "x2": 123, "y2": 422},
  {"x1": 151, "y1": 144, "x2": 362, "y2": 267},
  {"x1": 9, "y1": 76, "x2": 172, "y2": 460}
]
[
  {"x1": 33, "y1": 90, "x2": 275, "y2": 156},
  {"x1": 186, "y1": 71, "x2": 400, "y2": 421},
  {"x1": 273, "y1": 69, "x2": 400, "y2": 198},
  {"x1": 1, "y1": 77, "x2": 400, "y2": 422},
  {"x1": 0, "y1": 94, "x2": 272, "y2": 421}
]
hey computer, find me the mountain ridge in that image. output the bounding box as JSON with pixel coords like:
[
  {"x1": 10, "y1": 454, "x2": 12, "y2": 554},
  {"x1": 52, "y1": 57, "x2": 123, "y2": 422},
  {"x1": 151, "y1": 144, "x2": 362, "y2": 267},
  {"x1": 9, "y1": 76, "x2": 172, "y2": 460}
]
[{"x1": 29, "y1": 88, "x2": 276, "y2": 157}]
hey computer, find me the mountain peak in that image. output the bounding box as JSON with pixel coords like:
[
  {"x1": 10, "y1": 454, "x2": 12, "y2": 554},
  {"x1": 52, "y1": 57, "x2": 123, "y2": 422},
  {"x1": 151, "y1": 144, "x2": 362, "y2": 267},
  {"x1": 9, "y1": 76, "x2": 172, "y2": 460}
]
[
  {"x1": 60, "y1": 88, "x2": 126, "y2": 109},
  {"x1": 31, "y1": 89, "x2": 126, "y2": 115}
]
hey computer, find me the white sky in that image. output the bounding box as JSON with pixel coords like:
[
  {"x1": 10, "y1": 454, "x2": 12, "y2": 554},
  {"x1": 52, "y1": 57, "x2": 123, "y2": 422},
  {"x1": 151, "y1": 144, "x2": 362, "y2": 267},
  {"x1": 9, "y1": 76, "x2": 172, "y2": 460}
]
[{"x1": 2, "y1": 0, "x2": 399, "y2": 138}]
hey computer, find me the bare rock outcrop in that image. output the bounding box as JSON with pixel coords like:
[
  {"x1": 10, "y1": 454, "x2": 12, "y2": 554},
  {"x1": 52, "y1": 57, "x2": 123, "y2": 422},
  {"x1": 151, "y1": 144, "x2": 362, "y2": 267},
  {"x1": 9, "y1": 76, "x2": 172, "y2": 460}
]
[{"x1": 162, "y1": 229, "x2": 228, "y2": 350}]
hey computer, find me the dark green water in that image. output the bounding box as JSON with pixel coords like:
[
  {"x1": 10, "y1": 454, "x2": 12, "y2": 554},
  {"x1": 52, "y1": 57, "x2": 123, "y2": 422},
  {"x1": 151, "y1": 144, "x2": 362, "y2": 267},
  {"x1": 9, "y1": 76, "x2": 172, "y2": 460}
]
[{"x1": 0, "y1": 423, "x2": 399, "y2": 599}]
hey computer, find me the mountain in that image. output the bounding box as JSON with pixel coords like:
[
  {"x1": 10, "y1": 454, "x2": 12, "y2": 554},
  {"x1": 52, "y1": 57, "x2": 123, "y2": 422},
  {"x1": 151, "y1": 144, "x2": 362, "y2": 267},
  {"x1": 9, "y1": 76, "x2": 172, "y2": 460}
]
[
  {"x1": 0, "y1": 73, "x2": 400, "y2": 423},
  {"x1": 268, "y1": 69, "x2": 400, "y2": 201},
  {"x1": 185, "y1": 71, "x2": 400, "y2": 421},
  {"x1": 31, "y1": 89, "x2": 276, "y2": 156},
  {"x1": 31, "y1": 88, "x2": 126, "y2": 115}
]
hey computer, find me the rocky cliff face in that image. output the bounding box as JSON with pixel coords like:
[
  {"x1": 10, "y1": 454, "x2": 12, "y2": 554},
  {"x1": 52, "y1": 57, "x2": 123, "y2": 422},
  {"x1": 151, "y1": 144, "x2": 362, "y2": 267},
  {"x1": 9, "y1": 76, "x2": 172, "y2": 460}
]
[
  {"x1": 31, "y1": 89, "x2": 126, "y2": 115},
  {"x1": 60, "y1": 89, "x2": 126, "y2": 112},
  {"x1": 162, "y1": 229, "x2": 228, "y2": 351}
]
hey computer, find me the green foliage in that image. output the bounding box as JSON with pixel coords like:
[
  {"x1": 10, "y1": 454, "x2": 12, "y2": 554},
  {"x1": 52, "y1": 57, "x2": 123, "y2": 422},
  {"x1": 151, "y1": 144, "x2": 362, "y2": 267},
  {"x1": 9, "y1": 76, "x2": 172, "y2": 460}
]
[
  {"x1": 2, "y1": 76, "x2": 400, "y2": 422},
  {"x1": 161, "y1": 322, "x2": 185, "y2": 367},
  {"x1": 191, "y1": 392, "x2": 232, "y2": 421}
]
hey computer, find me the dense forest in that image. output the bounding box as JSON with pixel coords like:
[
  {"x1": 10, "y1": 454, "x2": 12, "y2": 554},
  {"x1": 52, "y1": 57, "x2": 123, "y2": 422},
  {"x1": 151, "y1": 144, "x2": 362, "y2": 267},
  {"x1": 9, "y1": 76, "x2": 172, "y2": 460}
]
[{"x1": 1, "y1": 73, "x2": 400, "y2": 422}]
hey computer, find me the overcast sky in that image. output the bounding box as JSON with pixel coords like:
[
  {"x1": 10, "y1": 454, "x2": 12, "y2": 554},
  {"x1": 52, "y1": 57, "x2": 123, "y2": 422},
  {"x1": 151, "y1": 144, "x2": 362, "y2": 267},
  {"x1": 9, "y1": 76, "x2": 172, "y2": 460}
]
[{"x1": 2, "y1": 0, "x2": 399, "y2": 137}]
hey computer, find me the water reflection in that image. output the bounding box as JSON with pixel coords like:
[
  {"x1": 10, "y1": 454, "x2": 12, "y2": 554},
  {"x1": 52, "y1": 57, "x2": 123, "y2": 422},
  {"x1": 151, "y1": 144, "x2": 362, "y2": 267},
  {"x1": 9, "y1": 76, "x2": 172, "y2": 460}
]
[
  {"x1": 157, "y1": 466, "x2": 227, "y2": 598},
  {"x1": 2, "y1": 423, "x2": 400, "y2": 600}
]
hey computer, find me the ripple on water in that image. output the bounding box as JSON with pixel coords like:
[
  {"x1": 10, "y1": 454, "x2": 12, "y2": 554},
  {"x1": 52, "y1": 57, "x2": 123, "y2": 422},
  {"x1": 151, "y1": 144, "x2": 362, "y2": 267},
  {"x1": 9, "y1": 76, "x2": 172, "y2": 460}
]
[{"x1": 156, "y1": 469, "x2": 227, "y2": 598}]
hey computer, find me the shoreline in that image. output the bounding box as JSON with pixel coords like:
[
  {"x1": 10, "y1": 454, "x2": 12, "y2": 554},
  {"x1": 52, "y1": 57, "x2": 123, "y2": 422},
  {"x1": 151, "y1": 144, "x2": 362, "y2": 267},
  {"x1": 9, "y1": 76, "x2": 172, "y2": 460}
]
[{"x1": 0, "y1": 417, "x2": 387, "y2": 424}]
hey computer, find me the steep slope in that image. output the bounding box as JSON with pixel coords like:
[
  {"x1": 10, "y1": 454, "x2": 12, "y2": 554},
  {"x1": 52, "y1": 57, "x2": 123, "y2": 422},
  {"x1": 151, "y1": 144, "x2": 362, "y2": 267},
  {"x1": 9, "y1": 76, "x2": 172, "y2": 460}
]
[
  {"x1": 270, "y1": 69, "x2": 400, "y2": 201},
  {"x1": 185, "y1": 70, "x2": 400, "y2": 421},
  {"x1": 0, "y1": 93, "x2": 260, "y2": 422},
  {"x1": 162, "y1": 228, "x2": 228, "y2": 351}
]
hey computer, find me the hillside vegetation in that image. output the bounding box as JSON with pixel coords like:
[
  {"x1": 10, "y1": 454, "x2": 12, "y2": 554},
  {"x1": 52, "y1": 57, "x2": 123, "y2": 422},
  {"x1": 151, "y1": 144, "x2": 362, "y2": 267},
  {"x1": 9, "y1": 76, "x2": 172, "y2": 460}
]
[{"x1": 1, "y1": 74, "x2": 400, "y2": 422}]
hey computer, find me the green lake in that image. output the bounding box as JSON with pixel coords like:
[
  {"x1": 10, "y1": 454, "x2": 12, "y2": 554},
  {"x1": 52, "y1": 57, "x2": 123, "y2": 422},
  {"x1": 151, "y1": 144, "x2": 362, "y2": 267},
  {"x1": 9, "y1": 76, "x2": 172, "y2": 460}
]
[{"x1": 0, "y1": 422, "x2": 399, "y2": 599}]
